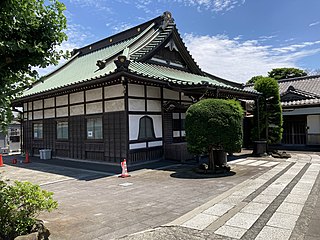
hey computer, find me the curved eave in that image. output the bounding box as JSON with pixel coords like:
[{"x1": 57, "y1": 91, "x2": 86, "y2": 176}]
[
  {"x1": 13, "y1": 70, "x2": 123, "y2": 105},
  {"x1": 125, "y1": 69, "x2": 260, "y2": 99}
]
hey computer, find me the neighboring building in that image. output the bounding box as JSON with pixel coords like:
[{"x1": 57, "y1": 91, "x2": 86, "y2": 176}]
[
  {"x1": 0, "y1": 120, "x2": 21, "y2": 154},
  {"x1": 279, "y1": 75, "x2": 320, "y2": 146},
  {"x1": 13, "y1": 12, "x2": 257, "y2": 163},
  {"x1": 245, "y1": 75, "x2": 320, "y2": 147}
]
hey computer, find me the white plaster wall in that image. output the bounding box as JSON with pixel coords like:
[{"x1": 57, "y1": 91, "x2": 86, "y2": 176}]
[
  {"x1": 70, "y1": 104, "x2": 84, "y2": 116},
  {"x1": 129, "y1": 143, "x2": 147, "y2": 150},
  {"x1": 44, "y1": 109, "x2": 55, "y2": 119},
  {"x1": 28, "y1": 112, "x2": 32, "y2": 120},
  {"x1": 86, "y1": 88, "x2": 102, "y2": 102},
  {"x1": 181, "y1": 93, "x2": 190, "y2": 101},
  {"x1": 44, "y1": 98, "x2": 55, "y2": 108},
  {"x1": 147, "y1": 86, "x2": 160, "y2": 98},
  {"x1": 105, "y1": 99, "x2": 124, "y2": 112},
  {"x1": 70, "y1": 91, "x2": 84, "y2": 104},
  {"x1": 173, "y1": 113, "x2": 179, "y2": 119},
  {"x1": 129, "y1": 99, "x2": 145, "y2": 111},
  {"x1": 173, "y1": 131, "x2": 180, "y2": 137},
  {"x1": 86, "y1": 102, "x2": 103, "y2": 114},
  {"x1": 56, "y1": 95, "x2": 68, "y2": 106},
  {"x1": 56, "y1": 107, "x2": 68, "y2": 117},
  {"x1": 283, "y1": 107, "x2": 320, "y2": 116},
  {"x1": 105, "y1": 85, "x2": 124, "y2": 98},
  {"x1": 147, "y1": 100, "x2": 161, "y2": 112},
  {"x1": 28, "y1": 102, "x2": 32, "y2": 111},
  {"x1": 150, "y1": 115, "x2": 162, "y2": 138},
  {"x1": 23, "y1": 113, "x2": 27, "y2": 120},
  {"x1": 23, "y1": 103, "x2": 27, "y2": 111},
  {"x1": 33, "y1": 110, "x2": 43, "y2": 120},
  {"x1": 307, "y1": 115, "x2": 320, "y2": 134},
  {"x1": 128, "y1": 84, "x2": 144, "y2": 97},
  {"x1": 128, "y1": 114, "x2": 163, "y2": 140},
  {"x1": 163, "y1": 88, "x2": 179, "y2": 100},
  {"x1": 33, "y1": 100, "x2": 43, "y2": 110},
  {"x1": 129, "y1": 115, "x2": 141, "y2": 140},
  {"x1": 149, "y1": 141, "x2": 163, "y2": 147}
]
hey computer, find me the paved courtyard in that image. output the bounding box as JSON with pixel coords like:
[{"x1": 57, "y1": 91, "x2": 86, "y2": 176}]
[{"x1": 1, "y1": 151, "x2": 320, "y2": 240}]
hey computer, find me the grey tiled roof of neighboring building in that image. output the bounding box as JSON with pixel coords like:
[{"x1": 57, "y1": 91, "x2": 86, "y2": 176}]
[
  {"x1": 278, "y1": 75, "x2": 320, "y2": 96},
  {"x1": 244, "y1": 75, "x2": 320, "y2": 107}
]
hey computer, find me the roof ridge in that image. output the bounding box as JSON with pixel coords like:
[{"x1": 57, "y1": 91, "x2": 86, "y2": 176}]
[{"x1": 277, "y1": 74, "x2": 320, "y2": 82}]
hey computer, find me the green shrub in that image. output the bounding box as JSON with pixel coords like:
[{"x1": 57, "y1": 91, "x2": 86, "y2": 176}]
[
  {"x1": 186, "y1": 99, "x2": 244, "y2": 170},
  {"x1": 0, "y1": 180, "x2": 58, "y2": 240},
  {"x1": 252, "y1": 77, "x2": 283, "y2": 144}
]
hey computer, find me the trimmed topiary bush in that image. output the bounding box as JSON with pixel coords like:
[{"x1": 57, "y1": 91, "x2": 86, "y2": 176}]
[
  {"x1": 186, "y1": 99, "x2": 244, "y2": 171},
  {"x1": 0, "y1": 180, "x2": 58, "y2": 240},
  {"x1": 252, "y1": 77, "x2": 283, "y2": 144}
]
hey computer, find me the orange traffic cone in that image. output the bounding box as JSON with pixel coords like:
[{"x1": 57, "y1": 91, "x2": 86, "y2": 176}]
[
  {"x1": 119, "y1": 159, "x2": 130, "y2": 178},
  {"x1": 24, "y1": 151, "x2": 30, "y2": 164},
  {"x1": 0, "y1": 154, "x2": 3, "y2": 167}
]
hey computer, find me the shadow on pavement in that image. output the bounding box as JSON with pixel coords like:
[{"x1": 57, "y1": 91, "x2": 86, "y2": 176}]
[
  {"x1": 170, "y1": 169, "x2": 236, "y2": 179},
  {"x1": 2, "y1": 154, "x2": 183, "y2": 181}
]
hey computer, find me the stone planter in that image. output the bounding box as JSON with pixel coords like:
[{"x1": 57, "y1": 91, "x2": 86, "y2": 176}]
[{"x1": 253, "y1": 140, "x2": 267, "y2": 156}]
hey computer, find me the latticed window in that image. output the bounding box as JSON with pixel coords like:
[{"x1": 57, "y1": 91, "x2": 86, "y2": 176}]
[
  {"x1": 33, "y1": 123, "x2": 43, "y2": 139},
  {"x1": 87, "y1": 118, "x2": 103, "y2": 140},
  {"x1": 57, "y1": 121, "x2": 68, "y2": 140},
  {"x1": 138, "y1": 116, "x2": 156, "y2": 140}
]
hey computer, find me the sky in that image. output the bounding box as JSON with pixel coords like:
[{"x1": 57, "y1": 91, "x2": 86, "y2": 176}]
[{"x1": 50, "y1": 0, "x2": 320, "y2": 83}]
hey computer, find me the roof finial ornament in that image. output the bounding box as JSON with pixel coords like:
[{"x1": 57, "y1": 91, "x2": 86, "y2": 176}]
[
  {"x1": 114, "y1": 55, "x2": 130, "y2": 72},
  {"x1": 160, "y1": 11, "x2": 174, "y2": 30}
]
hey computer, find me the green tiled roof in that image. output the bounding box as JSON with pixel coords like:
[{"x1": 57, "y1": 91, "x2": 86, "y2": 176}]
[
  {"x1": 21, "y1": 12, "x2": 257, "y2": 98},
  {"x1": 22, "y1": 35, "x2": 139, "y2": 97}
]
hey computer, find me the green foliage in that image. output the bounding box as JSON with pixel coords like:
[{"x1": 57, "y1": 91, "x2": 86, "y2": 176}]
[
  {"x1": 246, "y1": 75, "x2": 264, "y2": 85},
  {"x1": 186, "y1": 99, "x2": 244, "y2": 154},
  {"x1": 268, "y1": 67, "x2": 307, "y2": 80},
  {"x1": 0, "y1": 180, "x2": 58, "y2": 240},
  {"x1": 252, "y1": 77, "x2": 283, "y2": 144},
  {"x1": 0, "y1": 0, "x2": 68, "y2": 133}
]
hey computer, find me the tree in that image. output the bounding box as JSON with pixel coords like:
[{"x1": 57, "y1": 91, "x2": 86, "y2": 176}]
[
  {"x1": 246, "y1": 75, "x2": 264, "y2": 85},
  {"x1": 268, "y1": 67, "x2": 307, "y2": 80},
  {"x1": 0, "y1": 0, "x2": 68, "y2": 132},
  {"x1": 252, "y1": 77, "x2": 283, "y2": 144},
  {"x1": 0, "y1": 180, "x2": 58, "y2": 239},
  {"x1": 185, "y1": 99, "x2": 243, "y2": 171}
]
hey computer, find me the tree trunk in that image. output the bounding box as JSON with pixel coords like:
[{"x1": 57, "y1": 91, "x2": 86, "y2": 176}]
[{"x1": 208, "y1": 146, "x2": 215, "y2": 172}]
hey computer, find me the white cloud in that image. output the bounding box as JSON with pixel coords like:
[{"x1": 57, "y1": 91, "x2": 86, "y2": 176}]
[
  {"x1": 68, "y1": 0, "x2": 113, "y2": 12},
  {"x1": 184, "y1": 34, "x2": 320, "y2": 83},
  {"x1": 309, "y1": 21, "x2": 320, "y2": 27},
  {"x1": 175, "y1": 0, "x2": 246, "y2": 12}
]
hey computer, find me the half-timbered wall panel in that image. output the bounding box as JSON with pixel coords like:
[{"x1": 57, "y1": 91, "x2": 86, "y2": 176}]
[
  {"x1": 33, "y1": 100, "x2": 43, "y2": 110},
  {"x1": 70, "y1": 104, "x2": 84, "y2": 116},
  {"x1": 56, "y1": 95, "x2": 68, "y2": 106},
  {"x1": 70, "y1": 92, "x2": 84, "y2": 104},
  {"x1": 147, "y1": 86, "x2": 161, "y2": 98},
  {"x1": 56, "y1": 107, "x2": 68, "y2": 117},
  {"x1": 104, "y1": 85, "x2": 124, "y2": 98},
  {"x1": 44, "y1": 98, "x2": 55, "y2": 108},
  {"x1": 33, "y1": 110, "x2": 43, "y2": 120},
  {"x1": 44, "y1": 109, "x2": 55, "y2": 119},
  {"x1": 86, "y1": 88, "x2": 102, "y2": 102},
  {"x1": 86, "y1": 102, "x2": 103, "y2": 114},
  {"x1": 128, "y1": 84, "x2": 144, "y2": 97},
  {"x1": 104, "y1": 99, "x2": 124, "y2": 112},
  {"x1": 163, "y1": 88, "x2": 179, "y2": 100},
  {"x1": 147, "y1": 100, "x2": 161, "y2": 112},
  {"x1": 129, "y1": 99, "x2": 145, "y2": 111}
]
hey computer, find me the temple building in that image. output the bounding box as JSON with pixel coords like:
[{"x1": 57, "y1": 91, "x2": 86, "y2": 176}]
[{"x1": 13, "y1": 12, "x2": 258, "y2": 163}]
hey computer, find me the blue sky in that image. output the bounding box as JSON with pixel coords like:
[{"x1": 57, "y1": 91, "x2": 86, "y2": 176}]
[{"x1": 53, "y1": 0, "x2": 320, "y2": 83}]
